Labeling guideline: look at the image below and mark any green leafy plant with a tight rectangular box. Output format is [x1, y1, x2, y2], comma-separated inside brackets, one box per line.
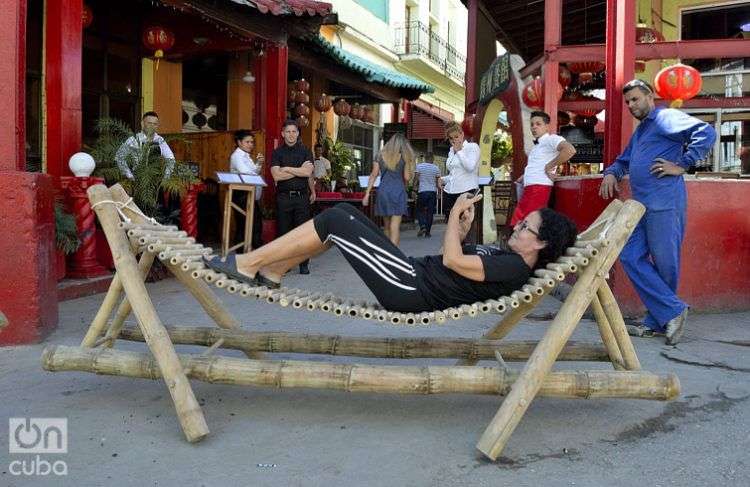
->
[55, 202, 81, 255]
[89, 117, 198, 218]
[322, 136, 355, 182]
[491, 131, 513, 166]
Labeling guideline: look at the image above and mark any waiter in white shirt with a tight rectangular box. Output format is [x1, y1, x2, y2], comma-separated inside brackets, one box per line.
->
[229, 129, 265, 249]
[115, 111, 175, 179]
[439, 120, 481, 241]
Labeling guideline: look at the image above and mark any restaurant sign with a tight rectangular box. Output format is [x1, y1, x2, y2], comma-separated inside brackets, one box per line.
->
[479, 53, 511, 105]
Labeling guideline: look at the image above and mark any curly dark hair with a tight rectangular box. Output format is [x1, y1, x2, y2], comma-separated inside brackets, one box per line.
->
[534, 208, 578, 270]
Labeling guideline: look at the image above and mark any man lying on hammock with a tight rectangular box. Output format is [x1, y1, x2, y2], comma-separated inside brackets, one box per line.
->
[205, 193, 577, 312]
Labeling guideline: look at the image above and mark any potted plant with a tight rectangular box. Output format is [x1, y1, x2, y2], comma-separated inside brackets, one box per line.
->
[322, 137, 355, 191]
[54, 202, 81, 281]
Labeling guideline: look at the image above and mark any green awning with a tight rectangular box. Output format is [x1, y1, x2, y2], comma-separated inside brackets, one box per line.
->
[311, 35, 435, 94]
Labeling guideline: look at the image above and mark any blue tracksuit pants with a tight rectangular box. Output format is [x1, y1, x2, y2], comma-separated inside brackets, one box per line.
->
[619, 207, 687, 332]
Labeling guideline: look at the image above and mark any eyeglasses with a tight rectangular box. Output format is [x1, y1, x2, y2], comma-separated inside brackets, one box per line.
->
[518, 220, 540, 237]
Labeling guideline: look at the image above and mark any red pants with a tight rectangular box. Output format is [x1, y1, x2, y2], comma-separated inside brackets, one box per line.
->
[510, 184, 552, 225]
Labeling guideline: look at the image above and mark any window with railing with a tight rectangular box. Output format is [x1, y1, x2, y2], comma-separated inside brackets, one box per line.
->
[394, 21, 466, 81]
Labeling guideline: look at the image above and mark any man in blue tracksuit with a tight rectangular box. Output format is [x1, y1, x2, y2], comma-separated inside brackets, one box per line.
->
[599, 79, 716, 345]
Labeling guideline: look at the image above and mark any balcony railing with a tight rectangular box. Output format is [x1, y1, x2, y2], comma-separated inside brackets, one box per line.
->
[394, 21, 466, 81]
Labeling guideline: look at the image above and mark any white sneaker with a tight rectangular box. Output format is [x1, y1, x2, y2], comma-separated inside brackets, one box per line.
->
[665, 308, 688, 345]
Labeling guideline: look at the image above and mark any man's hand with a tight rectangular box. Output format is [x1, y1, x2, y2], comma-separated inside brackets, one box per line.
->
[650, 158, 685, 178]
[544, 165, 557, 181]
[599, 174, 619, 199]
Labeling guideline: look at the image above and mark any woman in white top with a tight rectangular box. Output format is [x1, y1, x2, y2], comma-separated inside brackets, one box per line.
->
[230, 129, 265, 248]
[440, 121, 481, 240]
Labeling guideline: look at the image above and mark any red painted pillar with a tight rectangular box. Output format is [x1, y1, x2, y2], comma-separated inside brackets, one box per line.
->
[543, 0, 562, 132]
[180, 182, 205, 238]
[501, 84, 527, 181]
[45, 0, 82, 178]
[60, 176, 109, 278]
[0, 0, 58, 345]
[603, 0, 636, 166]
[465, 0, 478, 108]
[257, 43, 288, 203]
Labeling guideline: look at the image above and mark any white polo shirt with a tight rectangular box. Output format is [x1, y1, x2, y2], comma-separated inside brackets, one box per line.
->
[230, 147, 262, 200]
[442, 140, 480, 194]
[524, 133, 566, 186]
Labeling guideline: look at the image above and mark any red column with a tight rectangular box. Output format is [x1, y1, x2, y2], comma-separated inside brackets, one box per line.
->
[180, 182, 205, 238]
[603, 0, 636, 165]
[60, 176, 109, 278]
[45, 0, 82, 178]
[543, 0, 562, 132]
[257, 43, 288, 203]
[0, 0, 58, 345]
[465, 0, 478, 108]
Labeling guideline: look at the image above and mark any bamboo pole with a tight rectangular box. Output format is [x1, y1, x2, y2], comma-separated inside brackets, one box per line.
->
[475, 199, 645, 460]
[41, 345, 680, 401]
[597, 280, 641, 371]
[87, 184, 208, 443]
[116, 325, 612, 361]
[589, 293, 625, 371]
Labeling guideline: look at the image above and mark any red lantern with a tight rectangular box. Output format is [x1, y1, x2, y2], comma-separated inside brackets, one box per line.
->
[333, 99, 351, 117]
[295, 103, 310, 117]
[571, 95, 603, 118]
[295, 91, 309, 104]
[636, 24, 665, 43]
[461, 114, 476, 138]
[558, 65, 572, 89]
[82, 4, 93, 28]
[521, 77, 563, 110]
[350, 103, 362, 120]
[573, 114, 598, 130]
[654, 63, 702, 108]
[296, 115, 309, 128]
[314, 94, 332, 113]
[142, 26, 175, 59]
[288, 86, 298, 102]
[568, 61, 605, 84]
[296, 78, 310, 92]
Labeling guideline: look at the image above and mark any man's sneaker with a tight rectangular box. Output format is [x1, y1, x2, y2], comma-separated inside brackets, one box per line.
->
[417, 227, 425, 237]
[626, 323, 661, 338]
[665, 308, 688, 345]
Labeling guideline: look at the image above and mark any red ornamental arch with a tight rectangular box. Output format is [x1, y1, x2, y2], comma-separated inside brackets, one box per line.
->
[654, 63, 702, 108]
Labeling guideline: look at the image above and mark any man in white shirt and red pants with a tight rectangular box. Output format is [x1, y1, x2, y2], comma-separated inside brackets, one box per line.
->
[511, 111, 576, 225]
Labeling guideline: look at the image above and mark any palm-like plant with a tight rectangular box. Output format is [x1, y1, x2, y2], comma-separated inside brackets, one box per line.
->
[322, 136, 355, 182]
[89, 117, 197, 218]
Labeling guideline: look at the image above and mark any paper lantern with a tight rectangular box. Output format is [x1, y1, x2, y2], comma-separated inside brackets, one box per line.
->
[295, 91, 309, 104]
[558, 65, 572, 89]
[362, 105, 374, 123]
[288, 87, 298, 102]
[314, 94, 332, 113]
[142, 26, 175, 59]
[654, 63, 702, 108]
[296, 115, 309, 127]
[568, 61, 605, 84]
[521, 77, 563, 110]
[295, 103, 310, 117]
[296, 78, 310, 92]
[571, 95, 603, 118]
[82, 4, 93, 28]
[333, 99, 351, 117]
[350, 103, 362, 120]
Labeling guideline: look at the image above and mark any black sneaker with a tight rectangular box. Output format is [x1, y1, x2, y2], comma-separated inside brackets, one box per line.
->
[417, 227, 425, 237]
[626, 323, 663, 338]
[425, 232, 431, 238]
[299, 263, 310, 275]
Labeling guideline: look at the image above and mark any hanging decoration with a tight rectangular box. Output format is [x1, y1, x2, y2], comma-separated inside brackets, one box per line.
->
[288, 86, 298, 102]
[461, 114, 476, 138]
[350, 103, 363, 120]
[296, 115, 310, 127]
[142, 26, 175, 70]
[82, 4, 93, 29]
[296, 78, 310, 93]
[568, 62, 605, 84]
[654, 63, 702, 108]
[295, 103, 310, 117]
[314, 94, 332, 113]
[521, 77, 563, 110]
[571, 95, 603, 118]
[362, 105, 375, 123]
[333, 99, 351, 117]
[295, 91, 310, 104]
[573, 114, 598, 130]
[558, 65, 572, 89]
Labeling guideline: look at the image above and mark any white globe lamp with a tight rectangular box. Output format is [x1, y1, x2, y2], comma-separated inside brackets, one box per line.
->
[68, 152, 96, 177]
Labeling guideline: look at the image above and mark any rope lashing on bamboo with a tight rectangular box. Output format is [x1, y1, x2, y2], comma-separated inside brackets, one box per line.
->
[96, 200, 613, 327]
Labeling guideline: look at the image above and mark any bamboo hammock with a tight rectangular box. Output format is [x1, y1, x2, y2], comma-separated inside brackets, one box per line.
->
[40, 184, 679, 461]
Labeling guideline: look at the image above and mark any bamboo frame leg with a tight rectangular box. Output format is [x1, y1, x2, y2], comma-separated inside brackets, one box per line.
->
[590, 293, 625, 370]
[475, 200, 644, 460]
[243, 187, 255, 254]
[222, 186, 232, 257]
[597, 280, 641, 371]
[101, 251, 157, 347]
[81, 277, 125, 347]
[456, 302, 535, 365]
[89, 184, 208, 442]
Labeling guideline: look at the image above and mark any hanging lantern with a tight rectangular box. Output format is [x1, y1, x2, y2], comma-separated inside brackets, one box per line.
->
[521, 77, 563, 110]
[558, 65, 572, 89]
[568, 61, 605, 84]
[357, 105, 369, 122]
[82, 4, 93, 28]
[288, 86, 298, 102]
[636, 23, 665, 43]
[571, 95, 603, 118]
[557, 110, 571, 126]
[333, 99, 351, 117]
[461, 114, 476, 138]
[362, 105, 374, 123]
[654, 63, 702, 108]
[350, 103, 362, 120]
[142, 26, 175, 60]
[573, 114, 598, 130]
[295, 103, 310, 117]
[296, 78, 310, 92]
[635, 60, 647, 73]
[295, 91, 309, 104]
[296, 115, 309, 128]
[314, 94, 332, 113]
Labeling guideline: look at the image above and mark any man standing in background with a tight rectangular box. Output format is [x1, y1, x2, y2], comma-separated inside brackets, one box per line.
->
[414, 152, 441, 238]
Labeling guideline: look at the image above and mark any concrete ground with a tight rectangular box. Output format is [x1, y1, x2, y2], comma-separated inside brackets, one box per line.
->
[2, 224, 749, 487]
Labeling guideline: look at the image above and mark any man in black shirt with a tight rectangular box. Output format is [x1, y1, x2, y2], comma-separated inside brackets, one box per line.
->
[270, 119, 315, 274]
